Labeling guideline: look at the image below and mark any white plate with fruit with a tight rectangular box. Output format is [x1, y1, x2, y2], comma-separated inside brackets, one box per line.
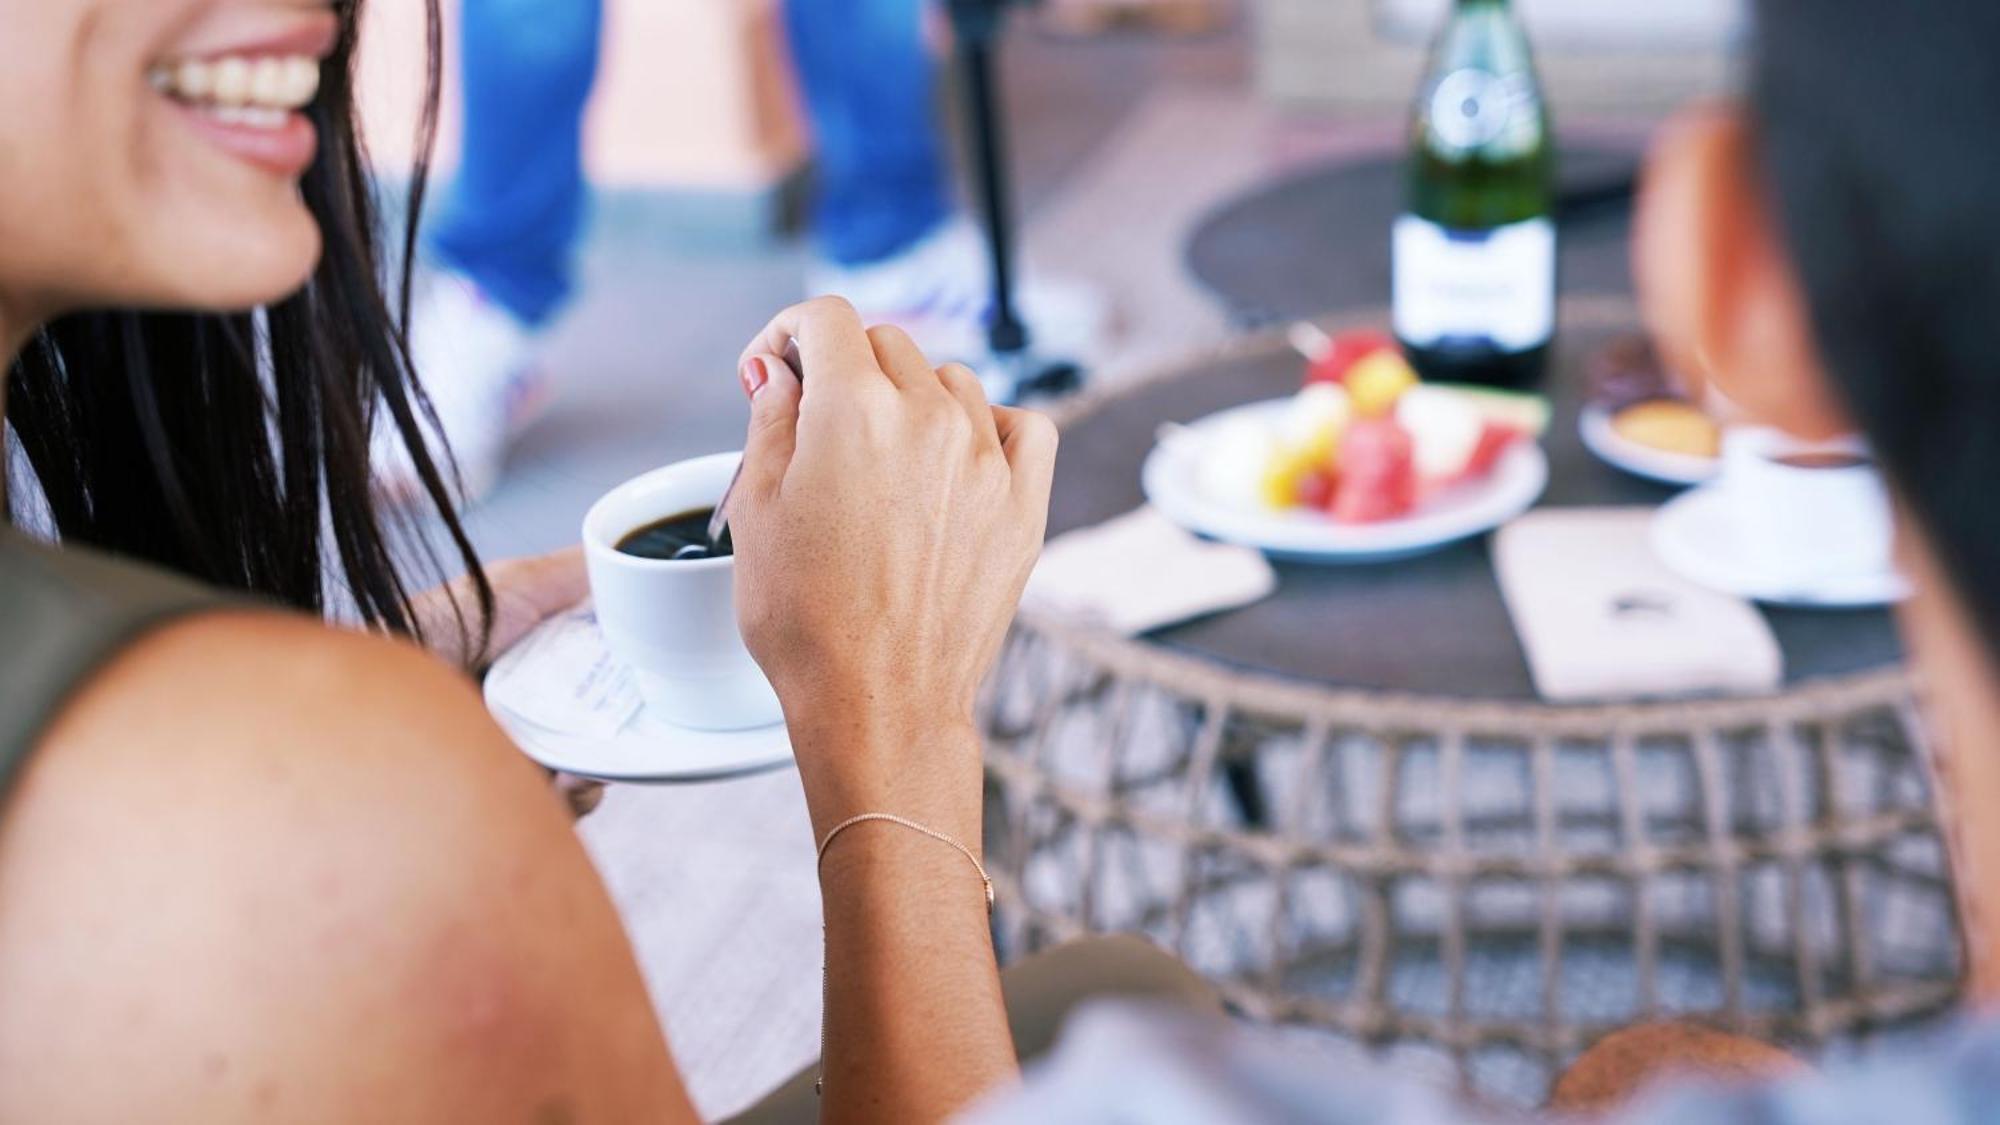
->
[1142, 331, 1551, 563]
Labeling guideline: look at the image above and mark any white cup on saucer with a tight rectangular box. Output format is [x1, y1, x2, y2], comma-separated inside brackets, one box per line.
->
[582, 452, 783, 732]
[1718, 427, 1894, 587]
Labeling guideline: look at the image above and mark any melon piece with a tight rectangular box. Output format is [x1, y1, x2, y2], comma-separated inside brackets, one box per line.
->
[1459, 420, 1525, 481]
[1277, 383, 1351, 464]
[1295, 468, 1338, 512]
[1331, 418, 1417, 523]
[1197, 416, 1274, 510]
[1438, 384, 1552, 438]
[1396, 385, 1486, 482]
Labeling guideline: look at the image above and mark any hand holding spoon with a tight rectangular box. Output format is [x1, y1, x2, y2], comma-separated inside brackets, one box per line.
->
[673, 340, 803, 560]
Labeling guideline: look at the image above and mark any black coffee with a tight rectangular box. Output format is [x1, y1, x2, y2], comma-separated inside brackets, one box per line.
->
[616, 507, 731, 560]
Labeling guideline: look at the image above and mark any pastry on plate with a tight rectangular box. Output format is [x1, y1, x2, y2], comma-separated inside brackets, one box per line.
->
[1610, 400, 1722, 459]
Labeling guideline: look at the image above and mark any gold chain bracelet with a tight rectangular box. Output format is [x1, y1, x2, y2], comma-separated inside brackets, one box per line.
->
[812, 813, 994, 1096]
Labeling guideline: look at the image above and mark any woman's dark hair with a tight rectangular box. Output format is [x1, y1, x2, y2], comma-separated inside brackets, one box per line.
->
[4, 0, 490, 655]
[1752, 0, 2000, 658]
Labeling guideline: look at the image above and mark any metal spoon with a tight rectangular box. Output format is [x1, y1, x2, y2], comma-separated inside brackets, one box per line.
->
[674, 340, 803, 560]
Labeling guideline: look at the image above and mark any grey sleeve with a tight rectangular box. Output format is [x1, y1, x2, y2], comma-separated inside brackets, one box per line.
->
[964, 1003, 2000, 1125]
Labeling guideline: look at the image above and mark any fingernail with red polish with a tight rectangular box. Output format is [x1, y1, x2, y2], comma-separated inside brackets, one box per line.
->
[739, 357, 768, 399]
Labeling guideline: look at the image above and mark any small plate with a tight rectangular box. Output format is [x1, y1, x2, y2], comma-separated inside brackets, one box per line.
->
[1651, 485, 1909, 608]
[1579, 403, 1719, 487]
[483, 612, 794, 784]
[1141, 398, 1549, 563]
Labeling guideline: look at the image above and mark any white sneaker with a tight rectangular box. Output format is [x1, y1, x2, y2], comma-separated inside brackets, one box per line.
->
[373, 273, 552, 506]
[805, 219, 1113, 374]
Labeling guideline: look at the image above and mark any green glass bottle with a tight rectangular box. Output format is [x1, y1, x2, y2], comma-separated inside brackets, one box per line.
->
[1393, 0, 1555, 389]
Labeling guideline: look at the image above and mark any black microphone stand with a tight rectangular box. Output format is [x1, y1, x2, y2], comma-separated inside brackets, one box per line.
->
[944, 0, 1084, 404]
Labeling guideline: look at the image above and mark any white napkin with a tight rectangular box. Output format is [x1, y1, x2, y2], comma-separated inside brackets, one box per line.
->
[1024, 507, 1277, 636]
[1493, 507, 1783, 701]
[484, 601, 643, 738]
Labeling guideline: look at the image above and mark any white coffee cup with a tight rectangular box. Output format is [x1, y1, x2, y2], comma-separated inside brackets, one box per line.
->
[582, 452, 783, 731]
[1720, 427, 1894, 586]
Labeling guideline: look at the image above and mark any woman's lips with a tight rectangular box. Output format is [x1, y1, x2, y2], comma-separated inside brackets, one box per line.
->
[150, 10, 338, 179]
[167, 100, 318, 178]
[166, 10, 341, 64]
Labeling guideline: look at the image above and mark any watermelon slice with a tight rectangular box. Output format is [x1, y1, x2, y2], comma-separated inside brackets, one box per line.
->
[1295, 468, 1338, 511]
[1304, 329, 1397, 387]
[1458, 420, 1525, 482]
[1330, 418, 1417, 523]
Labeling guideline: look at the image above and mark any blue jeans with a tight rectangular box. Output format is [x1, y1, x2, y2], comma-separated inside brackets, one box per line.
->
[784, 0, 953, 266]
[427, 0, 603, 328]
[428, 0, 950, 328]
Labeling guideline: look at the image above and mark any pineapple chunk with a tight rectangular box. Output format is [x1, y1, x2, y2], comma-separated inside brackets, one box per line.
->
[1345, 350, 1420, 417]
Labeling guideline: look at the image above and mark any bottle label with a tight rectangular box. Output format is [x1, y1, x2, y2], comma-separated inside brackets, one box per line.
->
[1392, 215, 1555, 352]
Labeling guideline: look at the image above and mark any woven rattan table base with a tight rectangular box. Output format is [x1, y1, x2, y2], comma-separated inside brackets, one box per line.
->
[981, 302, 1965, 1106]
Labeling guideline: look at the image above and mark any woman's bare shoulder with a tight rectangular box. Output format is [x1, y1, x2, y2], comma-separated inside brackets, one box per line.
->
[11, 610, 545, 826]
[0, 610, 694, 1123]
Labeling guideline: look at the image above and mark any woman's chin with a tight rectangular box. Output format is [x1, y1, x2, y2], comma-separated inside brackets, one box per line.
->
[143, 223, 324, 313]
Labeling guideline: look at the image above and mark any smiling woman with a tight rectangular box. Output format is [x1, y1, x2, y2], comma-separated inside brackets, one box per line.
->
[1, 0, 484, 643]
[0, 2, 701, 1119]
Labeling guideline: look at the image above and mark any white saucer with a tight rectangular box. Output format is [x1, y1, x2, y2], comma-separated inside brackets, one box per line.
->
[483, 612, 794, 784]
[1579, 403, 1718, 487]
[1141, 397, 1549, 564]
[1650, 485, 1909, 608]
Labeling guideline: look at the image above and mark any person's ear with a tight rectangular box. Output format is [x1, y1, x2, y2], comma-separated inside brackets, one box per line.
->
[1633, 104, 1851, 441]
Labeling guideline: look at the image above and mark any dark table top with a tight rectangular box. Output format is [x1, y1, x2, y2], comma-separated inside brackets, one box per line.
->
[1185, 149, 1642, 328]
[1046, 306, 1904, 701]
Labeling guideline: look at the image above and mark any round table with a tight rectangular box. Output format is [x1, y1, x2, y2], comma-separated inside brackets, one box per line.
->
[1052, 301, 1902, 698]
[979, 298, 1963, 1106]
[1184, 149, 1643, 328]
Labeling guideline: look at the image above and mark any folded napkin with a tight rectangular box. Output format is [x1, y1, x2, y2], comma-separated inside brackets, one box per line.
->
[484, 601, 642, 739]
[1494, 507, 1782, 701]
[1025, 507, 1277, 636]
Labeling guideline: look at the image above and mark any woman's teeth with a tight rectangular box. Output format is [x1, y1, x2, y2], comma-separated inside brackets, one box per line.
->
[148, 55, 321, 125]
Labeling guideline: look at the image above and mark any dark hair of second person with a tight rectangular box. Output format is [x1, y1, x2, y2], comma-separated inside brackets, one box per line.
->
[1752, 0, 2000, 657]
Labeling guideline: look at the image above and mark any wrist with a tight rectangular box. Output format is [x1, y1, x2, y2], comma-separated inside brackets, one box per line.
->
[784, 704, 984, 843]
[817, 815, 994, 918]
[778, 678, 978, 747]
